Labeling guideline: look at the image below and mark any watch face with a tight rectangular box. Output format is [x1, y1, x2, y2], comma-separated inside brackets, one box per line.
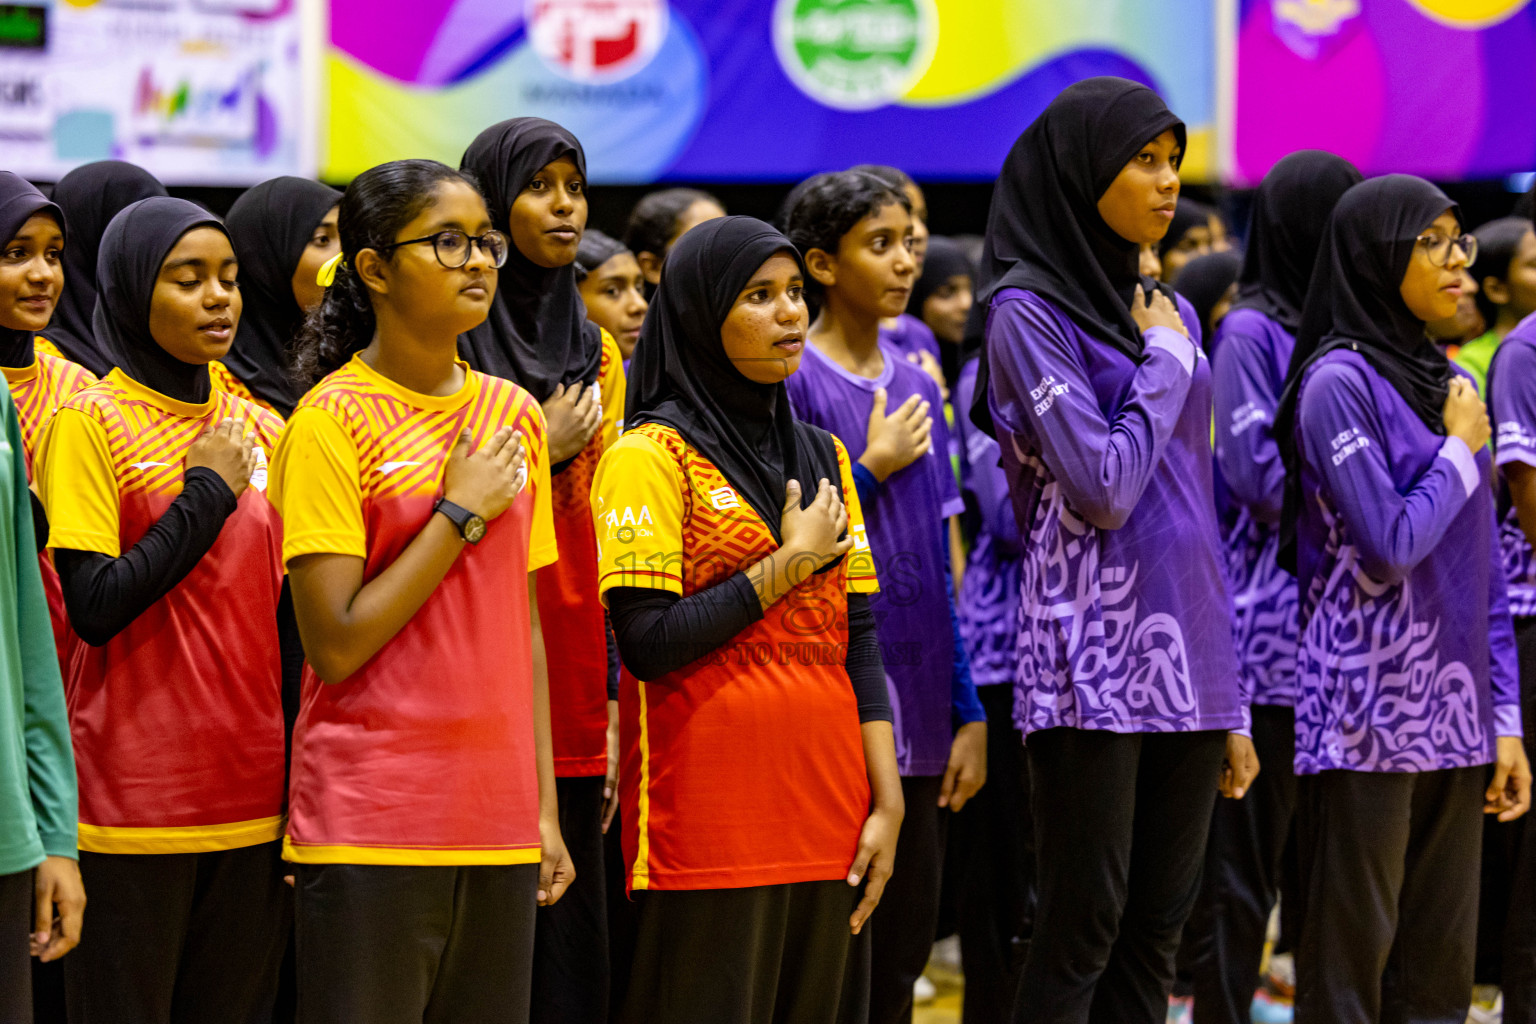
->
[464, 516, 487, 543]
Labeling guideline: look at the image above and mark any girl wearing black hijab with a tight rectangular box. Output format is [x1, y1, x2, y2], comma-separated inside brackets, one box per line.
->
[34, 196, 289, 1022]
[1158, 197, 1216, 284]
[220, 176, 342, 416]
[1277, 175, 1530, 1023]
[973, 77, 1254, 1023]
[1184, 149, 1360, 1024]
[591, 216, 902, 1024]
[40, 160, 166, 376]
[460, 117, 627, 1024]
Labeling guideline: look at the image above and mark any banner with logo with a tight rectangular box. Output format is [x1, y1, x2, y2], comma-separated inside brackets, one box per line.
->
[1234, 0, 1536, 183]
[0, 0, 309, 184]
[323, 0, 1216, 183]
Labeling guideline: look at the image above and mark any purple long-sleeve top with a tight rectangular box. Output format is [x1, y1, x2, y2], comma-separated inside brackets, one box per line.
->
[953, 357, 1021, 689]
[879, 313, 943, 369]
[1212, 307, 1301, 706]
[984, 288, 1245, 737]
[1293, 349, 1520, 775]
[1490, 314, 1536, 619]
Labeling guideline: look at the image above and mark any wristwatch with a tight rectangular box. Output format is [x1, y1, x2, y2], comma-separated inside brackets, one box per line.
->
[434, 498, 487, 544]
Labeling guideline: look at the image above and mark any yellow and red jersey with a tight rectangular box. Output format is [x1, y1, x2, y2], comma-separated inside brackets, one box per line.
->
[541, 329, 626, 777]
[31, 335, 69, 366]
[7, 344, 96, 666]
[592, 423, 878, 893]
[208, 360, 282, 417]
[270, 354, 556, 866]
[36, 370, 286, 855]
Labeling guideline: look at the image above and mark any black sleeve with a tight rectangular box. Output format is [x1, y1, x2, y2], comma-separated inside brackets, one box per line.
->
[54, 467, 238, 647]
[277, 577, 305, 783]
[605, 610, 620, 701]
[29, 490, 48, 554]
[845, 592, 892, 724]
[607, 573, 763, 681]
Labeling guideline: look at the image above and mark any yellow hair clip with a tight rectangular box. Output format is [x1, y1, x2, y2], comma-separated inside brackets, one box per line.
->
[317, 252, 345, 288]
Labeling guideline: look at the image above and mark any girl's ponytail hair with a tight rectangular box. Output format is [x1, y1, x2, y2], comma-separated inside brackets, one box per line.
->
[292, 159, 482, 386]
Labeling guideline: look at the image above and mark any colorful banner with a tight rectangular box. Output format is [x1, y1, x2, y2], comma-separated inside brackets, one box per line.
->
[322, 0, 1217, 183]
[1234, 0, 1536, 184]
[0, 0, 309, 184]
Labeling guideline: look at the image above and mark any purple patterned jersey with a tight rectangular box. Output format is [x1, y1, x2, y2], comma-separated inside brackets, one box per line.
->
[984, 289, 1245, 738]
[1490, 315, 1536, 619]
[1293, 350, 1520, 775]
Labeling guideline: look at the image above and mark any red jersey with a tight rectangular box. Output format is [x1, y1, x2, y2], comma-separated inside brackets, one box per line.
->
[270, 355, 557, 866]
[209, 360, 281, 416]
[37, 370, 287, 854]
[592, 423, 878, 892]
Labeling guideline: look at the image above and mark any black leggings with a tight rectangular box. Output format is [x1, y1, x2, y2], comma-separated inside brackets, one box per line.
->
[870, 774, 947, 1024]
[532, 775, 609, 1024]
[1014, 727, 1227, 1024]
[2, 869, 30, 1024]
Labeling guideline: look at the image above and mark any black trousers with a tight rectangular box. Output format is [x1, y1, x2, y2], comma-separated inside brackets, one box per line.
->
[1, 869, 30, 1024]
[622, 879, 868, 1024]
[1477, 616, 1536, 1022]
[870, 774, 947, 1024]
[1294, 766, 1484, 1024]
[1013, 727, 1227, 1024]
[1185, 705, 1299, 1024]
[295, 861, 538, 1024]
[531, 775, 609, 1024]
[605, 805, 639, 1019]
[65, 842, 289, 1024]
[952, 683, 1034, 1024]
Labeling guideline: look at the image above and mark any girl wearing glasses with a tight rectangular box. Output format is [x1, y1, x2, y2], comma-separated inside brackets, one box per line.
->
[459, 117, 626, 1024]
[272, 158, 568, 1024]
[1276, 175, 1530, 1023]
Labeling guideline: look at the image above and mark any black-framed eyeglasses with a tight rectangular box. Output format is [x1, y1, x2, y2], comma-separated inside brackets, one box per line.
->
[1415, 232, 1477, 268]
[379, 229, 508, 269]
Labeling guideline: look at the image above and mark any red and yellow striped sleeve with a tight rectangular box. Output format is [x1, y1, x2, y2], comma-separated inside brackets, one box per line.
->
[269, 406, 366, 564]
[592, 431, 684, 600]
[37, 406, 121, 557]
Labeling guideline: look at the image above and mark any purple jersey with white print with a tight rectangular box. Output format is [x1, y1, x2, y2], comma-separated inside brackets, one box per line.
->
[954, 357, 1021, 689]
[1211, 307, 1301, 706]
[787, 341, 966, 775]
[1490, 316, 1536, 618]
[880, 313, 943, 369]
[984, 288, 1245, 738]
[1293, 350, 1520, 775]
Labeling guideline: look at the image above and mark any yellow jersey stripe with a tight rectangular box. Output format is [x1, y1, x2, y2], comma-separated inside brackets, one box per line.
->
[78, 815, 285, 854]
[632, 676, 653, 890]
[282, 838, 543, 867]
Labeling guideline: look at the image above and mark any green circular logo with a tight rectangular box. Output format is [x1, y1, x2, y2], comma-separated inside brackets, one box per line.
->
[772, 0, 938, 112]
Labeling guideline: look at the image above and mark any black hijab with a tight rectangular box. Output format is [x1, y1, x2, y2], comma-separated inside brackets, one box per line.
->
[43, 161, 167, 376]
[94, 197, 230, 405]
[1275, 175, 1461, 566]
[1158, 198, 1211, 258]
[912, 236, 973, 314]
[1471, 216, 1535, 328]
[459, 117, 602, 403]
[0, 172, 64, 367]
[574, 228, 630, 280]
[625, 216, 840, 540]
[223, 176, 341, 414]
[1232, 150, 1363, 334]
[971, 77, 1185, 435]
[1174, 249, 1243, 352]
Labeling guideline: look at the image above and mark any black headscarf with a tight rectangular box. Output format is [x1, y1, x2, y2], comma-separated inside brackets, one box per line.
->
[971, 77, 1185, 435]
[459, 117, 602, 403]
[0, 171, 65, 367]
[223, 176, 341, 414]
[1232, 150, 1363, 334]
[1174, 249, 1243, 352]
[1471, 216, 1535, 328]
[42, 161, 167, 376]
[625, 216, 840, 541]
[574, 228, 630, 281]
[1158, 197, 1211, 258]
[94, 197, 230, 405]
[1275, 175, 1461, 567]
[912, 236, 973, 314]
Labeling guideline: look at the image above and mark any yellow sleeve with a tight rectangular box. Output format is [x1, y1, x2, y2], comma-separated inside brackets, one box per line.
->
[39, 408, 121, 556]
[269, 406, 366, 564]
[592, 432, 685, 602]
[835, 438, 879, 594]
[598, 329, 626, 448]
[524, 403, 558, 572]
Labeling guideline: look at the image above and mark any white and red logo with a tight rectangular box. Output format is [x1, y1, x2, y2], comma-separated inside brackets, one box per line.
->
[526, 0, 668, 83]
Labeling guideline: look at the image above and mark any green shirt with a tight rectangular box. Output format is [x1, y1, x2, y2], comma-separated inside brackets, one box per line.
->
[0, 378, 76, 875]
[1454, 330, 1501, 397]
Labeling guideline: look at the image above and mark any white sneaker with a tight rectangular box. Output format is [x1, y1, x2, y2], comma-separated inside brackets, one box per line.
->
[914, 974, 937, 1005]
[1467, 986, 1503, 1024]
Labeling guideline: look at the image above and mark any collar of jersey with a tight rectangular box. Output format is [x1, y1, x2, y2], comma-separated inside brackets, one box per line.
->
[346, 353, 479, 413]
[107, 367, 220, 420]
